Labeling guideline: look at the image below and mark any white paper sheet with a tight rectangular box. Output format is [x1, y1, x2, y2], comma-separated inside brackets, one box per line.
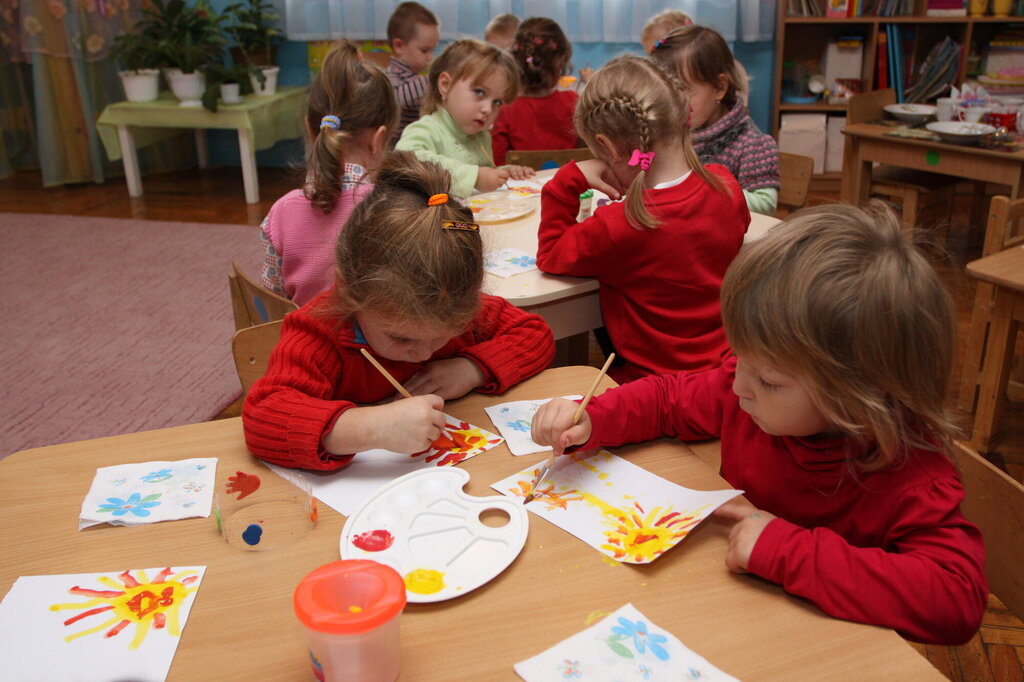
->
[484, 395, 583, 455]
[269, 415, 503, 516]
[514, 602, 739, 681]
[492, 450, 742, 564]
[78, 458, 217, 530]
[0, 566, 206, 682]
[484, 248, 538, 278]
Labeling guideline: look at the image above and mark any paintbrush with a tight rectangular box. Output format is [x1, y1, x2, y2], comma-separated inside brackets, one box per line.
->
[360, 348, 413, 399]
[524, 353, 615, 505]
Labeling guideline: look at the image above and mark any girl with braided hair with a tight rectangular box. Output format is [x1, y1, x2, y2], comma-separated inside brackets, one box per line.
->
[243, 151, 554, 471]
[491, 17, 581, 165]
[536, 54, 749, 383]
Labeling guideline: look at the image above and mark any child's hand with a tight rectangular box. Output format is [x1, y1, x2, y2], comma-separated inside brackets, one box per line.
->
[712, 498, 777, 573]
[574, 159, 624, 200]
[476, 166, 510, 192]
[326, 395, 446, 454]
[531, 398, 592, 455]
[502, 164, 536, 180]
[579, 65, 595, 84]
[404, 357, 484, 400]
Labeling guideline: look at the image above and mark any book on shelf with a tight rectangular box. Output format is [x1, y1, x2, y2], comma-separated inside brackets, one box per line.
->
[876, 29, 889, 90]
[926, 0, 967, 15]
[827, 0, 849, 17]
[788, 0, 825, 16]
[905, 36, 961, 103]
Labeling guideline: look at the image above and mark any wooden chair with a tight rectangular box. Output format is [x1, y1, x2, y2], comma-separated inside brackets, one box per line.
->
[504, 148, 593, 170]
[776, 152, 814, 214]
[229, 261, 298, 331]
[232, 319, 284, 394]
[847, 89, 958, 237]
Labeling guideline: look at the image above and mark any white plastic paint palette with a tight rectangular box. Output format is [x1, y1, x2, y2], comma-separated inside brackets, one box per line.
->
[340, 467, 528, 603]
[468, 191, 536, 223]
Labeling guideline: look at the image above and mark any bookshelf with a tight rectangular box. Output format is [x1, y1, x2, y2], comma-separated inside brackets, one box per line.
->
[772, 0, 1024, 180]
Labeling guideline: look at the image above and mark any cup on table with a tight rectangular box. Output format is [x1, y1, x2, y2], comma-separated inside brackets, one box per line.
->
[957, 105, 993, 123]
[988, 110, 1018, 131]
[294, 560, 406, 682]
[936, 97, 962, 122]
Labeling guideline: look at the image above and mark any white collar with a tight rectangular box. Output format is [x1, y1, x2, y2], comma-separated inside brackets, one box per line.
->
[651, 170, 692, 190]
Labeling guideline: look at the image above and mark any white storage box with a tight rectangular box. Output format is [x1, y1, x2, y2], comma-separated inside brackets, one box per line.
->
[778, 113, 827, 174]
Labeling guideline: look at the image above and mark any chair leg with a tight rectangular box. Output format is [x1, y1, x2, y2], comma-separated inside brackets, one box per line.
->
[971, 290, 1019, 451]
[900, 190, 919, 237]
[960, 282, 995, 413]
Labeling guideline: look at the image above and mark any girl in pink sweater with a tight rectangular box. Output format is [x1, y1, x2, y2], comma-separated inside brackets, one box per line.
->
[260, 39, 399, 306]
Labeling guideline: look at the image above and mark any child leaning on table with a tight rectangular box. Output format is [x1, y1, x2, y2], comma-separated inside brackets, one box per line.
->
[260, 39, 398, 306]
[532, 202, 987, 645]
[385, 1, 440, 145]
[244, 151, 555, 472]
[536, 54, 749, 383]
[396, 39, 535, 196]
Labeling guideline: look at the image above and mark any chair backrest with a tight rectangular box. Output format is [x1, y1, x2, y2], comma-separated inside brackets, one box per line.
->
[951, 441, 1024, 621]
[847, 88, 896, 125]
[505, 148, 594, 170]
[230, 262, 298, 330]
[982, 195, 1024, 257]
[232, 319, 284, 394]
[777, 152, 814, 211]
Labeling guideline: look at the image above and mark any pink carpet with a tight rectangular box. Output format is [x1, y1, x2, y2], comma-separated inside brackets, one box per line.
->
[0, 212, 266, 458]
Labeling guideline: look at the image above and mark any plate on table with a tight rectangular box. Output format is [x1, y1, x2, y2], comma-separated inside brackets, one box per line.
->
[467, 191, 537, 223]
[925, 121, 996, 145]
[340, 467, 528, 603]
[884, 103, 937, 125]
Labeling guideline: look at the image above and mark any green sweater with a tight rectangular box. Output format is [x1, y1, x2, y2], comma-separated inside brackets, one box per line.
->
[395, 109, 494, 198]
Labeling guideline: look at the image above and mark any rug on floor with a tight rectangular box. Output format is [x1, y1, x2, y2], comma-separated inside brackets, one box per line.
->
[0, 212, 266, 458]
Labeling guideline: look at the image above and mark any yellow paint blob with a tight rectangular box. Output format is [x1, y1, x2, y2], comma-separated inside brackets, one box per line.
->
[601, 555, 621, 567]
[597, 472, 610, 480]
[348, 605, 362, 613]
[404, 568, 445, 595]
[584, 609, 612, 625]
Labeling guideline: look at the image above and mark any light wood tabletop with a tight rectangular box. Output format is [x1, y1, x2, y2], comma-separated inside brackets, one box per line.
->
[0, 366, 942, 680]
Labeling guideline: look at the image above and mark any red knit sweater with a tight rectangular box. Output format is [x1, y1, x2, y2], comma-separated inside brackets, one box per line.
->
[242, 292, 554, 471]
[578, 357, 987, 645]
[537, 161, 749, 382]
[491, 90, 579, 166]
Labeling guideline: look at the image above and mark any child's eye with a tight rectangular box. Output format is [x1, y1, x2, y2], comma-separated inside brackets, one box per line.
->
[474, 88, 486, 97]
[493, 99, 504, 108]
[387, 334, 413, 344]
[758, 378, 780, 391]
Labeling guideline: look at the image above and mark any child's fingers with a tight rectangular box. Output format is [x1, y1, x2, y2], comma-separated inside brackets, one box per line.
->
[711, 497, 757, 522]
[591, 176, 621, 201]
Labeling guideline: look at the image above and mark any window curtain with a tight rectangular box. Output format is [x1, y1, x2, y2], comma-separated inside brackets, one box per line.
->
[283, 0, 776, 44]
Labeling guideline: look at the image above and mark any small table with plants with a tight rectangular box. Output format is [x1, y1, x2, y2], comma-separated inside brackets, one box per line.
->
[95, 86, 307, 204]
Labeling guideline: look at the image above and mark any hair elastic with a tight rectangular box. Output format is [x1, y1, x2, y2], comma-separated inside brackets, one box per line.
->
[652, 38, 667, 50]
[320, 115, 341, 130]
[427, 193, 449, 206]
[628, 149, 655, 171]
[441, 220, 479, 231]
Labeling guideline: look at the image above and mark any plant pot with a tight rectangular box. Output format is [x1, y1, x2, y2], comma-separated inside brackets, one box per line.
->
[220, 82, 243, 104]
[249, 66, 279, 96]
[166, 68, 206, 107]
[231, 45, 277, 69]
[119, 69, 160, 103]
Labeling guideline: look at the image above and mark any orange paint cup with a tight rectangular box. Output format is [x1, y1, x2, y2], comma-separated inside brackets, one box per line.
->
[294, 560, 406, 682]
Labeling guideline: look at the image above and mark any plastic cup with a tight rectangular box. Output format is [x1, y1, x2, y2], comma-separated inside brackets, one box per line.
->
[294, 560, 406, 682]
[936, 97, 961, 122]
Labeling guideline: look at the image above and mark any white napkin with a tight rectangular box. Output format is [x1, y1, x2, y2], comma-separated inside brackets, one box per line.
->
[514, 603, 739, 681]
[484, 395, 582, 455]
[78, 458, 217, 530]
[484, 248, 538, 278]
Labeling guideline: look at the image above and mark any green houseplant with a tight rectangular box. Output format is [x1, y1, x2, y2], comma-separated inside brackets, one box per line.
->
[223, 0, 282, 68]
[200, 62, 260, 111]
[110, 31, 163, 102]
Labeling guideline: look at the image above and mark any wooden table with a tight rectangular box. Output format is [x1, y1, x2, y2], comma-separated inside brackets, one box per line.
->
[0, 366, 941, 680]
[95, 87, 308, 204]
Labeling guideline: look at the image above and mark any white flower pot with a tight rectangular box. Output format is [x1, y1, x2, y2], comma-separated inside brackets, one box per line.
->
[249, 66, 279, 97]
[119, 69, 160, 103]
[166, 68, 206, 107]
[220, 82, 243, 104]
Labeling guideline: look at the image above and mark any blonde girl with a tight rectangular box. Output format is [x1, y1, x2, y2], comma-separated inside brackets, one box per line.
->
[533, 202, 987, 645]
[260, 39, 398, 306]
[244, 152, 554, 471]
[650, 25, 777, 215]
[396, 38, 534, 196]
[536, 54, 749, 383]
[491, 17, 580, 165]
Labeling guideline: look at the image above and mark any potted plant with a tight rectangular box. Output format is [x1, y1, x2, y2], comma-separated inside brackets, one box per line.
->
[110, 32, 162, 102]
[223, 0, 281, 96]
[201, 62, 257, 112]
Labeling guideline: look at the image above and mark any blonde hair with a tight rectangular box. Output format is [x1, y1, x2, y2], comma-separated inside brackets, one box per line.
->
[574, 54, 727, 230]
[421, 39, 519, 115]
[387, 1, 438, 46]
[650, 24, 744, 110]
[721, 202, 959, 471]
[304, 39, 398, 213]
[511, 17, 572, 94]
[327, 151, 483, 329]
[485, 13, 520, 41]
[640, 9, 692, 51]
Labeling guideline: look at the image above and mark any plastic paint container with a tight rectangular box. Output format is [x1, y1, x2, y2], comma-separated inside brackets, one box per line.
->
[577, 189, 594, 221]
[294, 560, 406, 682]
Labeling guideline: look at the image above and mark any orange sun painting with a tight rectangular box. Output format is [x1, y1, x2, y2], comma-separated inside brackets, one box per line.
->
[600, 501, 709, 563]
[413, 418, 504, 466]
[49, 567, 200, 650]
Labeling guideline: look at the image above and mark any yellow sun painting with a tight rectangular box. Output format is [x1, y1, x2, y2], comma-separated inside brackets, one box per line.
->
[599, 501, 709, 563]
[49, 567, 200, 649]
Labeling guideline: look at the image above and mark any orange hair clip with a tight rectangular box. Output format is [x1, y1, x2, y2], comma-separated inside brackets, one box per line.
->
[427, 193, 449, 206]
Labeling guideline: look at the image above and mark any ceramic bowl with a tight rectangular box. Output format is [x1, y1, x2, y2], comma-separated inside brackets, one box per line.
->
[884, 103, 937, 125]
[925, 121, 996, 145]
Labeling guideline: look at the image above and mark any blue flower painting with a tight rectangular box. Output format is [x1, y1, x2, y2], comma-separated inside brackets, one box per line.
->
[608, 617, 670, 661]
[506, 255, 536, 268]
[141, 468, 173, 483]
[97, 492, 162, 517]
[505, 419, 531, 433]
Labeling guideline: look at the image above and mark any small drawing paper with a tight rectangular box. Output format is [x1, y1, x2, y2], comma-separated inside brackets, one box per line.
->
[484, 248, 538, 278]
[513, 602, 738, 682]
[492, 450, 742, 564]
[0, 566, 206, 682]
[499, 176, 552, 196]
[484, 395, 583, 455]
[78, 458, 217, 530]
[269, 414, 503, 516]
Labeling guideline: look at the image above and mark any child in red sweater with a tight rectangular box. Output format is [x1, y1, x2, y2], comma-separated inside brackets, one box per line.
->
[243, 151, 555, 471]
[491, 17, 580, 166]
[532, 202, 987, 645]
[536, 55, 749, 383]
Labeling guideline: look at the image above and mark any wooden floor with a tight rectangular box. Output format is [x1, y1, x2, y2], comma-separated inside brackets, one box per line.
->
[1, 166, 1022, 680]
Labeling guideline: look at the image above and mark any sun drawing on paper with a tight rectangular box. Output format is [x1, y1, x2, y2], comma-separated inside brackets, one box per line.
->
[49, 567, 200, 649]
[413, 421, 503, 466]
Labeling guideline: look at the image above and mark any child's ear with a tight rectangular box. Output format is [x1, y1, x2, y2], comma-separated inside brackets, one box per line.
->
[437, 71, 452, 98]
[391, 38, 405, 57]
[714, 73, 730, 101]
[369, 125, 389, 157]
[593, 133, 625, 163]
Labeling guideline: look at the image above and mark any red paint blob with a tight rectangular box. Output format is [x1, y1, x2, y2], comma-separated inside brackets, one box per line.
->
[352, 529, 394, 552]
